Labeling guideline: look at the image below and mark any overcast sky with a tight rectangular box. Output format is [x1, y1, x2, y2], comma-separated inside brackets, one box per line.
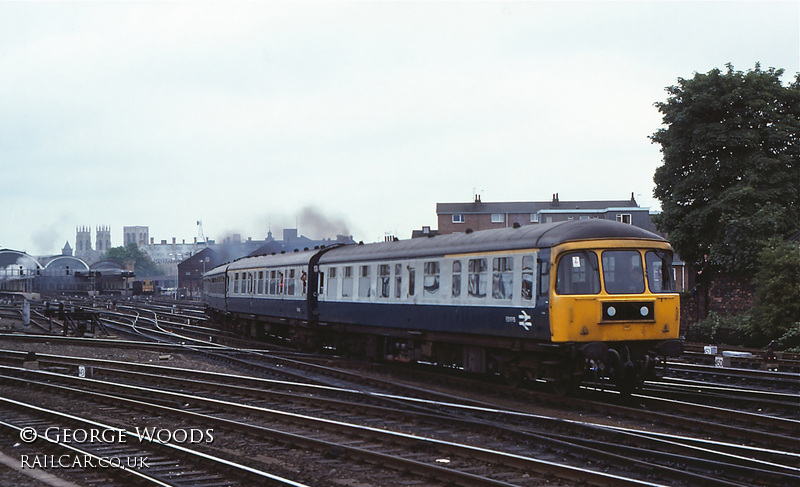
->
[1, 1, 798, 256]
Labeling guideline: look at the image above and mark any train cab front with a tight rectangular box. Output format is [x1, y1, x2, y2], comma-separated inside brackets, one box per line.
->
[549, 241, 682, 390]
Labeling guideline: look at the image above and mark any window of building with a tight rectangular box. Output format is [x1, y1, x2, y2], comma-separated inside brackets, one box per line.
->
[342, 266, 353, 298]
[491, 213, 505, 223]
[452, 260, 462, 297]
[423, 261, 440, 296]
[492, 257, 513, 300]
[378, 264, 391, 298]
[468, 258, 488, 298]
[530, 213, 539, 223]
[555, 252, 600, 295]
[616, 214, 632, 224]
[452, 214, 465, 223]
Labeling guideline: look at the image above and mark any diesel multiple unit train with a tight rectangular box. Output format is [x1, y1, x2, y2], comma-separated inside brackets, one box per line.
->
[203, 220, 683, 392]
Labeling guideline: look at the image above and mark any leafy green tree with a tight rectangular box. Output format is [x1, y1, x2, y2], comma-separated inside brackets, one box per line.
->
[751, 239, 800, 346]
[101, 243, 161, 277]
[651, 63, 800, 273]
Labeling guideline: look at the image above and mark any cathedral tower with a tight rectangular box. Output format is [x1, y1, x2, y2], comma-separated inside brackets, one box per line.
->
[96, 225, 111, 253]
[76, 226, 92, 257]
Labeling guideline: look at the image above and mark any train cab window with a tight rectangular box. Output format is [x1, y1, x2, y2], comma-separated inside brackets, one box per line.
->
[423, 261, 440, 296]
[602, 251, 644, 294]
[555, 252, 600, 295]
[452, 260, 462, 297]
[327, 267, 338, 298]
[395, 264, 402, 298]
[521, 256, 534, 301]
[378, 264, 391, 298]
[359, 265, 371, 297]
[646, 250, 676, 293]
[342, 266, 353, 298]
[468, 258, 488, 298]
[492, 257, 513, 300]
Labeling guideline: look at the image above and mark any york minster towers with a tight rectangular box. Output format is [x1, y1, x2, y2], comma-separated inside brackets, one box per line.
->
[75, 226, 112, 264]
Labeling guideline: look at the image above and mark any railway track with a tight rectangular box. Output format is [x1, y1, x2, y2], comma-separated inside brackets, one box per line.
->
[1, 299, 798, 485]
[0, 344, 798, 486]
[0, 395, 306, 487]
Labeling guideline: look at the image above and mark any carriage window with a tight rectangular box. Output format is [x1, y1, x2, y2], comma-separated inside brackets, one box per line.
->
[378, 264, 391, 298]
[452, 260, 462, 297]
[423, 261, 440, 296]
[468, 258, 488, 298]
[287, 269, 296, 295]
[522, 255, 534, 301]
[276, 271, 285, 294]
[602, 251, 644, 294]
[342, 266, 353, 298]
[359, 265, 371, 297]
[408, 266, 416, 296]
[269, 270, 277, 294]
[646, 250, 676, 293]
[395, 264, 402, 298]
[555, 252, 600, 295]
[233, 273, 240, 294]
[492, 257, 513, 300]
[327, 267, 338, 298]
[258, 271, 264, 294]
[247, 272, 253, 294]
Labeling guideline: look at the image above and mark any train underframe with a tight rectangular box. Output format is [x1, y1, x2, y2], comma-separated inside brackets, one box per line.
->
[209, 308, 681, 394]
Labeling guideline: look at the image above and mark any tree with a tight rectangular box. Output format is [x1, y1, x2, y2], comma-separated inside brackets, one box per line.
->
[752, 239, 800, 346]
[101, 243, 161, 277]
[651, 64, 800, 273]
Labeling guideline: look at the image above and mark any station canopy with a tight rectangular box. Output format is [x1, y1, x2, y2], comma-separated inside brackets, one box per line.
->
[0, 249, 42, 277]
[44, 255, 90, 275]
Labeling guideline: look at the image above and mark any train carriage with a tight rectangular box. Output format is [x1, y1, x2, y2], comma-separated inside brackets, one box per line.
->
[204, 220, 682, 392]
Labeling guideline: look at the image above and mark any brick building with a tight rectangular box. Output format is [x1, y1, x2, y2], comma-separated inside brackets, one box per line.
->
[436, 193, 655, 235]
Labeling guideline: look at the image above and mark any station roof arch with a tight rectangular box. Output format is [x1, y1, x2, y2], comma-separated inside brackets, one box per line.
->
[0, 249, 43, 274]
[44, 255, 90, 273]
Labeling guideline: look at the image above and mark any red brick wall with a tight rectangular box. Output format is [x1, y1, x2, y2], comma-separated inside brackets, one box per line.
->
[680, 274, 756, 326]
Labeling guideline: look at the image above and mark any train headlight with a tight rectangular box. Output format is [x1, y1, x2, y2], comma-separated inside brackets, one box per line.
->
[607, 306, 616, 317]
[640, 306, 649, 317]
